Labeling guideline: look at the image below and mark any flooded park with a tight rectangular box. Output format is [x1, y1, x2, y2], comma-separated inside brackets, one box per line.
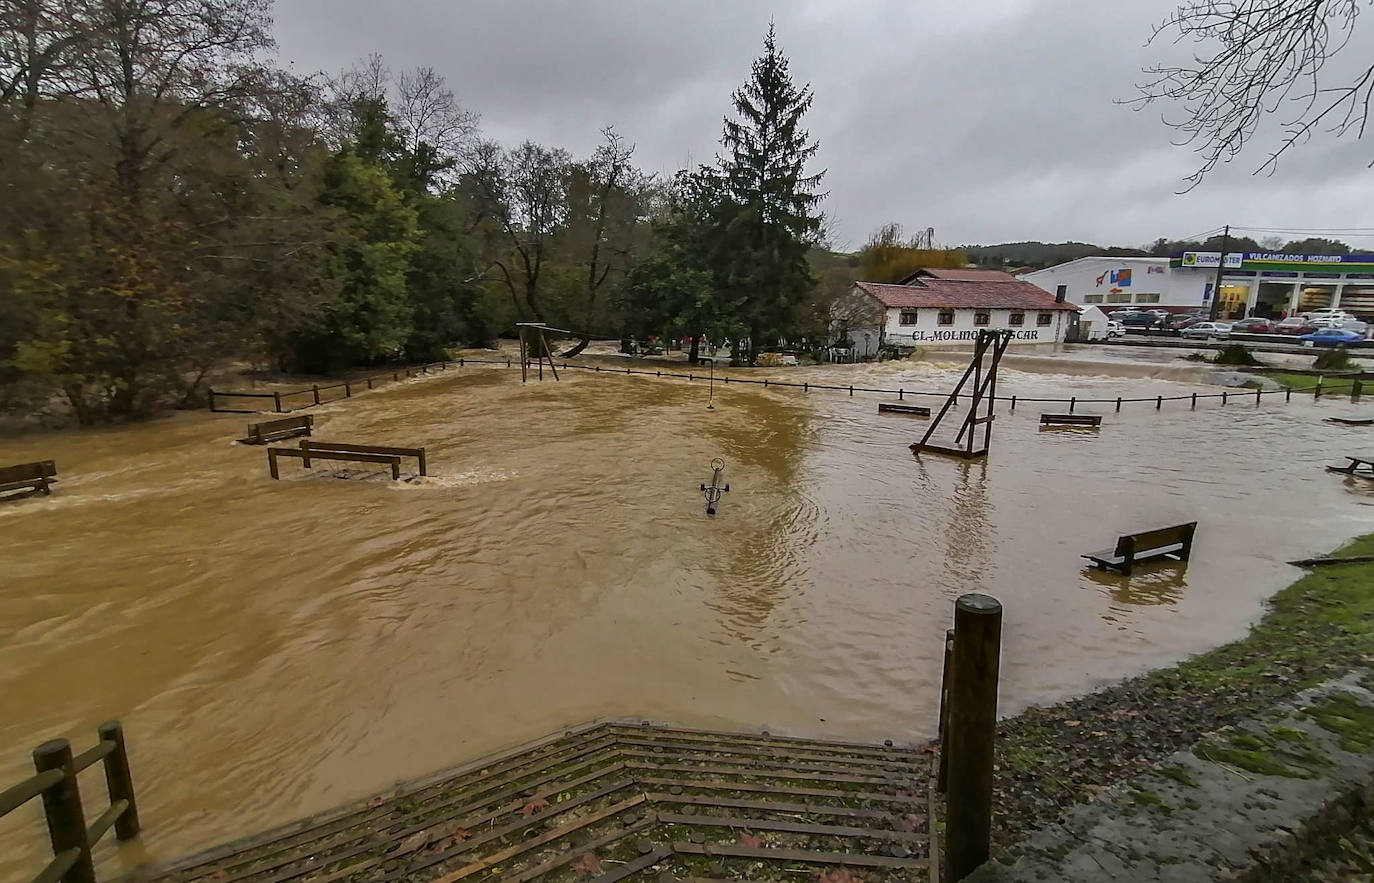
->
[3, 348, 1374, 876]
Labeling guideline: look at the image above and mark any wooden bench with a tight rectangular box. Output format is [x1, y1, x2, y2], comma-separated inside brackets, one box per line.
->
[1082, 522, 1197, 576]
[301, 440, 426, 476]
[1327, 455, 1374, 478]
[878, 403, 931, 417]
[0, 460, 58, 498]
[266, 441, 427, 481]
[1040, 413, 1102, 427]
[239, 414, 314, 445]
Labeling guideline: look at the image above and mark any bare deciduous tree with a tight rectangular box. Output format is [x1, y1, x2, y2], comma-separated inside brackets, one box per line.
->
[562, 126, 636, 356]
[465, 138, 571, 323]
[396, 65, 477, 160]
[1134, 0, 1374, 189]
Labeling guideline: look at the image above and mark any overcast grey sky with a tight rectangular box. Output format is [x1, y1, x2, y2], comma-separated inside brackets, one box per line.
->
[272, 0, 1374, 251]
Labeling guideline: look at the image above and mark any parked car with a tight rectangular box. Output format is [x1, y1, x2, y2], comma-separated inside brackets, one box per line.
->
[1146, 309, 1170, 319]
[1302, 308, 1355, 322]
[1230, 317, 1275, 334]
[1181, 321, 1232, 339]
[1274, 317, 1317, 335]
[1117, 311, 1161, 329]
[1105, 320, 1125, 338]
[1167, 312, 1207, 330]
[1298, 328, 1365, 347]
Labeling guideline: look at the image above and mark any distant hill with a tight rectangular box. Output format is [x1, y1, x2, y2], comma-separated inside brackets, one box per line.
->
[963, 241, 1149, 270]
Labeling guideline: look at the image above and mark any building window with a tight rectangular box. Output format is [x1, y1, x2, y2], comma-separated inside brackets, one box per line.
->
[938, 310, 954, 326]
[899, 310, 918, 326]
[1083, 294, 1104, 304]
[1009, 312, 1025, 326]
[1055, 284, 1067, 299]
[1106, 292, 1132, 304]
[1134, 293, 1160, 304]
[974, 311, 990, 326]
[1037, 312, 1053, 326]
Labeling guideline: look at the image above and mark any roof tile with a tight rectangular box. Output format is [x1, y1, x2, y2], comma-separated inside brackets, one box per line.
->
[854, 279, 1078, 311]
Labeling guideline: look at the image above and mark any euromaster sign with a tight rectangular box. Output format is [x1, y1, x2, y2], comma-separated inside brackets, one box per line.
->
[1175, 252, 1374, 272]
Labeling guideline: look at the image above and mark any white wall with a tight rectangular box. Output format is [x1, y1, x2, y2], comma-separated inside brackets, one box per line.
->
[883, 307, 1067, 345]
[1021, 257, 1188, 308]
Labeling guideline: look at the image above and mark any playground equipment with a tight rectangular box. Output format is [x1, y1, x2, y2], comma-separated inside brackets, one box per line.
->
[699, 458, 729, 515]
[911, 329, 1011, 459]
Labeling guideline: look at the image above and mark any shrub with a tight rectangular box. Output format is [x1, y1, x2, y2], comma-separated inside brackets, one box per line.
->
[1212, 344, 1264, 366]
[1313, 348, 1354, 371]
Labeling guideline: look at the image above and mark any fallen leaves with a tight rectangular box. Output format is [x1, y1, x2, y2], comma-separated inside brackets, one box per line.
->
[571, 852, 601, 876]
[389, 821, 471, 857]
[519, 797, 551, 817]
[814, 870, 864, 883]
[1064, 720, 1082, 727]
[893, 814, 924, 833]
[737, 833, 763, 848]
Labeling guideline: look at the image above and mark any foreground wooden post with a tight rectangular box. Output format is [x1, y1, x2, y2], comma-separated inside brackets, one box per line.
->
[312, 385, 320, 405]
[273, 392, 282, 413]
[946, 593, 1003, 882]
[33, 739, 96, 883]
[97, 721, 140, 839]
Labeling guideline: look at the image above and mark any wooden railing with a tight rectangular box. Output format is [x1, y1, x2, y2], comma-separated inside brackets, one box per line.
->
[209, 358, 515, 414]
[1, 722, 140, 883]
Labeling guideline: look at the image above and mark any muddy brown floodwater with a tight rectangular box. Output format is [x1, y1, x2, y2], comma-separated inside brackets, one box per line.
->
[3, 351, 1374, 877]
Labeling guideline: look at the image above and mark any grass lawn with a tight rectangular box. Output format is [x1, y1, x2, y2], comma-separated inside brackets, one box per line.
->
[1261, 372, 1361, 395]
[991, 533, 1374, 849]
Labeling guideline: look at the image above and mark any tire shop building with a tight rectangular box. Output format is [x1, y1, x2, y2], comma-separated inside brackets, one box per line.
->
[1021, 252, 1374, 320]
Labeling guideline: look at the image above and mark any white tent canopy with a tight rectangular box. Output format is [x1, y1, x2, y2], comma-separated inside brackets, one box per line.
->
[1077, 305, 1110, 340]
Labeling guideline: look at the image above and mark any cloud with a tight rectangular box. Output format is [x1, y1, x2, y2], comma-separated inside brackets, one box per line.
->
[272, 0, 1374, 250]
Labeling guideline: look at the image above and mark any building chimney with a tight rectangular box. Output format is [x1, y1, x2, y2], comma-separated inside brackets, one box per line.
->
[1055, 284, 1067, 304]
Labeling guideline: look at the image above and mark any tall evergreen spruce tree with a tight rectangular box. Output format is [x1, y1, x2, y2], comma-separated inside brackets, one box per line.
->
[719, 24, 826, 360]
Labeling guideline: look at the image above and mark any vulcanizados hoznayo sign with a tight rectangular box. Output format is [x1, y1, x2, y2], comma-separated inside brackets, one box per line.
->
[1173, 252, 1374, 272]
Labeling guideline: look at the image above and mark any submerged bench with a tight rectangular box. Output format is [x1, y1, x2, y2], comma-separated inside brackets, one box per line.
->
[0, 460, 57, 498]
[239, 414, 313, 445]
[1325, 417, 1374, 426]
[1040, 413, 1102, 427]
[267, 440, 427, 480]
[1083, 522, 1197, 576]
[878, 403, 931, 417]
[1327, 455, 1374, 478]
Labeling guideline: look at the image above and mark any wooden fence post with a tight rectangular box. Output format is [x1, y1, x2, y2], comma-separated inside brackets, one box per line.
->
[33, 739, 96, 883]
[273, 392, 282, 413]
[344, 381, 351, 398]
[1353, 378, 1362, 400]
[96, 721, 139, 839]
[946, 593, 1003, 882]
[207, 391, 216, 412]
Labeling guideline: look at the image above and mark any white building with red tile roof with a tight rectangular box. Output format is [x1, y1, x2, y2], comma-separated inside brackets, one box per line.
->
[832, 268, 1078, 355]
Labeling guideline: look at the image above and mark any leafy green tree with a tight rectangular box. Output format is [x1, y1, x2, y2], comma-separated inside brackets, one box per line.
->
[286, 151, 419, 372]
